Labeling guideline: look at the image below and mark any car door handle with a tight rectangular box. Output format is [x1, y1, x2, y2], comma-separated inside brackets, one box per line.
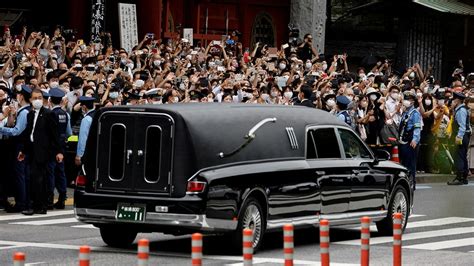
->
[315, 171, 326, 176]
[126, 150, 133, 164]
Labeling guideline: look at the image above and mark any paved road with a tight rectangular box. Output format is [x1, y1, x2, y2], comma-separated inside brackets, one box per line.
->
[0, 182, 473, 265]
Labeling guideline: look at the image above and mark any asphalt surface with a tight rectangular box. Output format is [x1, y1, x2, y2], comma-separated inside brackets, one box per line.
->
[0, 177, 473, 265]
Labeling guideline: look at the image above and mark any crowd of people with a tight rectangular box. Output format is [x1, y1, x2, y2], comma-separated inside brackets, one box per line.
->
[0, 25, 473, 214]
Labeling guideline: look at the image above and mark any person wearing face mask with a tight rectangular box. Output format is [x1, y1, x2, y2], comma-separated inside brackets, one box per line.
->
[417, 93, 436, 173]
[17, 88, 63, 215]
[447, 92, 471, 185]
[365, 87, 384, 145]
[47, 88, 72, 210]
[75, 96, 96, 167]
[0, 85, 33, 213]
[398, 91, 421, 190]
[335, 96, 353, 128]
[322, 93, 336, 112]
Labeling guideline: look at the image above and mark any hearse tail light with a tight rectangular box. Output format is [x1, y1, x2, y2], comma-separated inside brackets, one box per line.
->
[76, 174, 87, 187]
[187, 180, 207, 193]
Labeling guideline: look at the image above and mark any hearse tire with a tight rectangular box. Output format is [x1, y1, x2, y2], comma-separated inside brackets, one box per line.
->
[376, 186, 409, 236]
[100, 225, 137, 248]
[230, 197, 266, 254]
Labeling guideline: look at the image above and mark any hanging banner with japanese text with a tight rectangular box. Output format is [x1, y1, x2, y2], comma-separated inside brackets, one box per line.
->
[91, 0, 105, 42]
[118, 3, 138, 53]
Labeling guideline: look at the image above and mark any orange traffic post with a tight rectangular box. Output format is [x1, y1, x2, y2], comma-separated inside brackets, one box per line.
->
[391, 145, 400, 163]
[283, 224, 294, 266]
[137, 238, 149, 266]
[320, 219, 330, 266]
[13, 252, 25, 266]
[393, 213, 403, 266]
[243, 228, 253, 266]
[191, 233, 203, 266]
[361, 216, 371, 266]
[79, 245, 90, 266]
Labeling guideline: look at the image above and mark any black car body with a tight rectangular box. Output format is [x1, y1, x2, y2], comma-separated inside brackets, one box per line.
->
[74, 104, 414, 249]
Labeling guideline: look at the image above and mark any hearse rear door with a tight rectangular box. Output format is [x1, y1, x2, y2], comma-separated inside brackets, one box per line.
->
[96, 111, 174, 194]
[96, 112, 135, 191]
[132, 114, 174, 194]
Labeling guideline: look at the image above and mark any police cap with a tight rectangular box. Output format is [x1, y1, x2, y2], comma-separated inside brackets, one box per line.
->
[49, 87, 66, 98]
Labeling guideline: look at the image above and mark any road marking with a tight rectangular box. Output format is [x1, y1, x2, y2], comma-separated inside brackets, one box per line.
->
[25, 262, 47, 265]
[11, 218, 77, 226]
[0, 210, 74, 221]
[406, 217, 474, 229]
[415, 185, 431, 189]
[335, 227, 474, 245]
[71, 224, 98, 229]
[0, 245, 26, 250]
[404, 237, 474, 250]
[349, 214, 425, 231]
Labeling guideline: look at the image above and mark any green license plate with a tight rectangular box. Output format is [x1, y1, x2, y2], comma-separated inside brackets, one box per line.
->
[116, 203, 146, 222]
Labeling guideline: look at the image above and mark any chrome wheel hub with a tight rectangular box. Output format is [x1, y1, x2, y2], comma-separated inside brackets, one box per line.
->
[242, 204, 262, 248]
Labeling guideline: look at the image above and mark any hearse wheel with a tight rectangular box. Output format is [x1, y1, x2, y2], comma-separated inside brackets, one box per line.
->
[376, 186, 409, 236]
[99, 225, 137, 248]
[231, 197, 266, 253]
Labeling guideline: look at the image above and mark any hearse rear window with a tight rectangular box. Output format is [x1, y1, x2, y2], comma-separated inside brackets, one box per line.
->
[109, 124, 126, 180]
[306, 128, 342, 159]
[144, 126, 162, 182]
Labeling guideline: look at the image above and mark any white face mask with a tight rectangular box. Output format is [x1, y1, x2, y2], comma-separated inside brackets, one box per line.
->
[49, 81, 59, 88]
[279, 63, 286, 70]
[271, 91, 278, 97]
[347, 96, 354, 101]
[134, 79, 145, 88]
[305, 62, 312, 69]
[15, 84, 22, 91]
[32, 99, 43, 110]
[409, 72, 416, 79]
[424, 99, 432, 106]
[173, 97, 179, 103]
[327, 99, 335, 107]
[438, 99, 445, 106]
[153, 60, 161, 67]
[391, 93, 399, 100]
[322, 64, 328, 71]
[370, 94, 378, 101]
[403, 100, 412, 108]
[416, 92, 422, 98]
[208, 61, 216, 68]
[109, 91, 119, 99]
[261, 93, 270, 101]
[284, 92, 293, 99]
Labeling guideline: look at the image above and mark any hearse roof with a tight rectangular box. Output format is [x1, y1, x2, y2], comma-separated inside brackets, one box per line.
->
[94, 104, 348, 169]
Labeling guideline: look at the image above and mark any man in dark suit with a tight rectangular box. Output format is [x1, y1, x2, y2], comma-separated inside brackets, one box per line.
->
[294, 85, 315, 108]
[18, 88, 63, 215]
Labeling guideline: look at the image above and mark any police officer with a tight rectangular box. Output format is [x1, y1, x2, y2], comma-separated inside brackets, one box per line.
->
[398, 91, 421, 189]
[75, 96, 96, 167]
[448, 92, 471, 185]
[336, 95, 353, 128]
[0, 85, 31, 212]
[48, 88, 72, 208]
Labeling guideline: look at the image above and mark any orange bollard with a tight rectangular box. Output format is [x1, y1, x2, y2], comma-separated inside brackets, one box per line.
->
[361, 216, 371, 266]
[192, 233, 203, 266]
[13, 252, 25, 266]
[320, 219, 330, 266]
[243, 228, 253, 266]
[391, 145, 400, 163]
[79, 245, 90, 266]
[283, 224, 294, 266]
[393, 213, 403, 266]
[137, 238, 149, 266]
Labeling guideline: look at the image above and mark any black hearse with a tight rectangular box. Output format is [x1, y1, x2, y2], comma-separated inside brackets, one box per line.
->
[74, 104, 413, 250]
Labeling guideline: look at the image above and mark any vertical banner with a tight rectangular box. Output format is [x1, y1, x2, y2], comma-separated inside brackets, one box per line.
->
[118, 3, 139, 53]
[183, 28, 193, 46]
[91, 0, 105, 42]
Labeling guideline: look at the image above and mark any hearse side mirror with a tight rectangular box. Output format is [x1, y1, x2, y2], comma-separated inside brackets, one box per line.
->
[218, 117, 277, 158]
[373, 149, 391, 163]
